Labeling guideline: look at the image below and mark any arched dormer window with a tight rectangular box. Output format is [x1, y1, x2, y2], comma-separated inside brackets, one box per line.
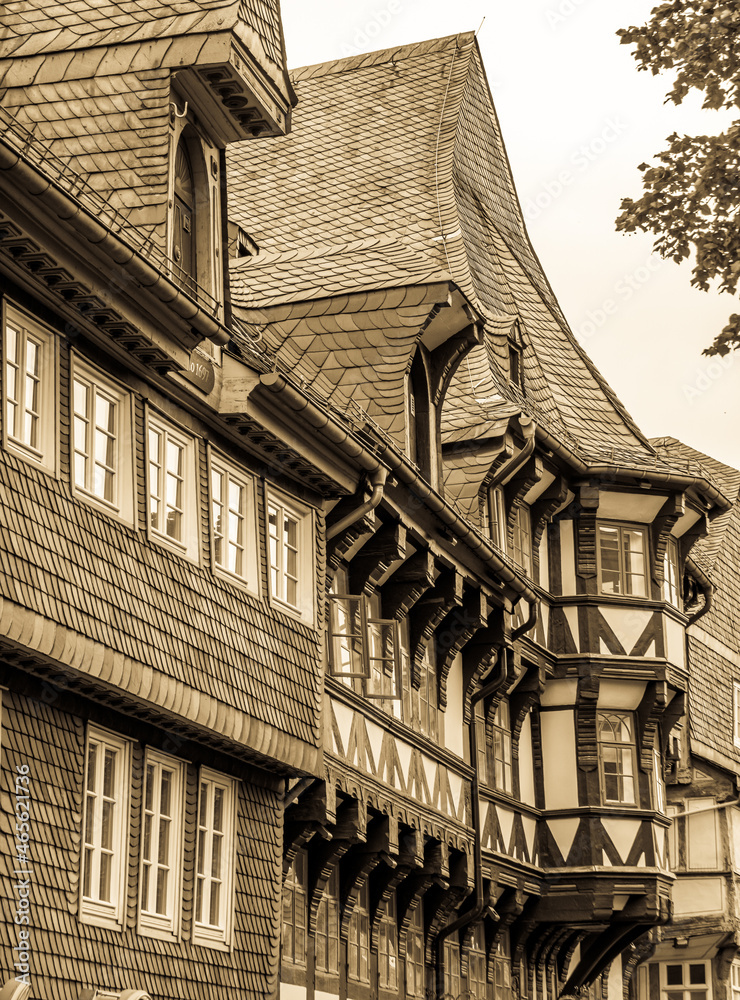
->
[508, 320, 525, 390]
[407, 348, 433, 483]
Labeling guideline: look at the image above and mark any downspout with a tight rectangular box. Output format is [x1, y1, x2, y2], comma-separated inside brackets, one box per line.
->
[488, 414, 536, 489]
[511, 597, 539, 643]
[685, 556, 714, 627]
[326, 467, 388, 541]
[434, 646, 509, 999]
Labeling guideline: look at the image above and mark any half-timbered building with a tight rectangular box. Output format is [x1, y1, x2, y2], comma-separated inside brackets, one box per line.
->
[0, 9, 736, 1000]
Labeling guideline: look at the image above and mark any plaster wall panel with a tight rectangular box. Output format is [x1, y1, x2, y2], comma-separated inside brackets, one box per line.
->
[560, 520, 576, 595]
[445, 652, 465, 758]
[672, 877, 725, 916]
[548, 817, 579, 862]
[664, 614, 686, 669]
[540, 679, 578, 708]
[598, 492, 666, 523]
[316, 993, 340, 1000]
[519, 712, 536, 806]
[540, 710, 578, 809]
[602, 817, 642, 863]
[599, 605, 653, 657]
[498, 805, 515, 854]
[607, 954, 624, 999]
[281, 986, 308, 1000]
[597, 679, 646, 711]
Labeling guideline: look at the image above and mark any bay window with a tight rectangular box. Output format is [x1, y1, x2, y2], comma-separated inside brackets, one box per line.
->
[597, 523, 648, 597]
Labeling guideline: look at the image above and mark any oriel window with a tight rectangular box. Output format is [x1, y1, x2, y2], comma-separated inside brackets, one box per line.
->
[597, 712, 637, 805]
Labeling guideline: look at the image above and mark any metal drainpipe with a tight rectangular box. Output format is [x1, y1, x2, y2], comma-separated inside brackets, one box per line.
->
[511, 597, 539, 644]
[325, 467, 388, 541]
[434, 646, 510, 999]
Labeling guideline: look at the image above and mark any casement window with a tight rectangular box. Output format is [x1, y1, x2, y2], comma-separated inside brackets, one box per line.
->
[667, 804, 680, 870]
[3, 304, 56, 471]
[81, 727, 131, 928]
[661, 961, 712, 999]
[487, 485, 506, 551]
[730, 961, 740, 999]
[597, 523, 648, 597]
[329, 589, 400, 704]
[71, 357, 134, 522]
[468, 924, 490, 1000]
[405, 902, 425, 999]
[315, 867, 339, 976]
[668, 799, 720, 873]
[495, 931, 513, 1000]
[193, 769, 236, 947]
[511, 504, 532, 576]
[347, 879, 370, 984]
[139, 750, 184, 937]
[663, 536, 681, 607]
[377, 891, 398, 991]
[733, 682, 740, 748]
[282, 849, 308, 968]
[597, 711, 637, 805]
[443, 931, 461, 999]
[399, 644, 439, 738]
[267, 488, 315, 623]
[492, 699, 513, 795]
[147, 413, 198, 560]
[210, 454, 258, 592]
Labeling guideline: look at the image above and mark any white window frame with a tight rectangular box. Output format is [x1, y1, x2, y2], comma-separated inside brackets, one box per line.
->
[596, 711, 638, 807]
[660, 959, 713, 999]
[193, 768, 237, 949]
[70, 354, 135, 524]
[511, 504, 532, 577]
[597, 521, 649, 598]
[80, 726, 131, 929]
[3, 302, 57, 473]
[663, 536, 681, 607]
[138, 749, 185, 939]
[266, 486, 315, 624]
[730, 960, 740, 999]
[208, 448, 259, 593]
[733, 681, 740, 749]
[146, 410, 199, 561]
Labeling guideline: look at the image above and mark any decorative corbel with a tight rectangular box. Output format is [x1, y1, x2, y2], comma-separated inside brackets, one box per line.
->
[462, 605, 505, 723]
[436, 588, 489, 709]
[339, 813, 395, 940]
[369, 825, 422, 948]
[409, 568, 463, 687]
[576, 671, 602, 771]
[661, 690, 686, 751]
[349, 521, 407, 596]
[283, 780, 333, 879]
[636, 681, 669, 771]
[424, 849, 472, 965]
[325, 490, 377, 581]
[531, 475, 568, 578]
[651, 494, 685, 591]
[504, 454, 544, 546]
[574, 485, 601, 592]
[397, 833, 442, 957]
[430, 322, 484, 407]
[509, 657, 547, 754]
[381, 549, 436, 621]
[307, 796, 365, 932]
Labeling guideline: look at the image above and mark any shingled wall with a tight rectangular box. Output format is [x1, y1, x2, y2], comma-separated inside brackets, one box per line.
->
[0, 292, 323, 771]
[0, 688, 283, 999]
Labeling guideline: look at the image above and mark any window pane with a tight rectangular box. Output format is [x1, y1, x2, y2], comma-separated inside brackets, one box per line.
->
[599, 526, 621, 593]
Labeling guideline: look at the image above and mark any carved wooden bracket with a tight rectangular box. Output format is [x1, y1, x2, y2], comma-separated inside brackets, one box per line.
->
[350, 521, 407, 596]
[396, 833, 443, 958]
[424, 850, 472, 965]
[369, 827, 423, 949]
[430, 322, 484, 406]
[462, 608, 505, 724]
[572, 485, 601, 591]
[382, 549, 436, 621]
[409, 568, 463, 687]
[325, 491, 377, 581]
[437, 588, 489, 710]
[531, 476, 568, 577]
[651, 494, 685, 590]
[510, 658, 547, 755]
[661, 690, 686, 751]
[505, 454, 544, 549]
[339, 814, 395, 940]
[576, 671, 602, 771]
[636, 681, 669, 771]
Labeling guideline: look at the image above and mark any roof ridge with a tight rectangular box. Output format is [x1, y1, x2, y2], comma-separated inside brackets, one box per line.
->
[291, 31, 476, 81]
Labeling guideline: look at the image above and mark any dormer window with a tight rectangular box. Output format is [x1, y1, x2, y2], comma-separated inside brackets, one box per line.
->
[406, 348, 433, 482]
[168, 102, 223, 316]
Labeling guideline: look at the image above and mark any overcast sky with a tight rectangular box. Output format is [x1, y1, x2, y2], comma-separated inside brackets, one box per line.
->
[280, 0, 740, 471]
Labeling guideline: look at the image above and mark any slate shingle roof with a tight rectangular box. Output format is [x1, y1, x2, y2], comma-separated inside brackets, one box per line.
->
[227, 33, 655, 460]
[0, 0, 284, 70]
[652, 437, 740, 770]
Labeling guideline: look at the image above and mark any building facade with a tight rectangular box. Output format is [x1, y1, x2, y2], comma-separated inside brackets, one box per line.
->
[0, 8, 735, 1000]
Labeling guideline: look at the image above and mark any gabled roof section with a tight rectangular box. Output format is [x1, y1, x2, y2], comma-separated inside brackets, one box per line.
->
[227, 32, 654, 459]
